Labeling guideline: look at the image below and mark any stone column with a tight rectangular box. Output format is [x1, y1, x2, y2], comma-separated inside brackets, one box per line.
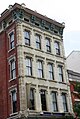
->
[16, 20, 26, 111]
[46, 88, 51, 111]
[57, 89, 63, 113]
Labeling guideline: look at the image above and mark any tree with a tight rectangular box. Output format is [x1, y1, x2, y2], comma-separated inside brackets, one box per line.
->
[74, 82, 80, 118]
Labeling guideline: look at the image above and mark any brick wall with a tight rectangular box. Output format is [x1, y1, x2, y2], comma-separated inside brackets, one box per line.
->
[0, 31, 8, 119]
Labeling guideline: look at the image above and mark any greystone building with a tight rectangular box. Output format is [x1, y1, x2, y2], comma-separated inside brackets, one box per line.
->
[0, 3, 73, 119]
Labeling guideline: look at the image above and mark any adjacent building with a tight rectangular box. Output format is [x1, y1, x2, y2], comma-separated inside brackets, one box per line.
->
[0, 3, 73, 119]
[66, 51, 80, 118]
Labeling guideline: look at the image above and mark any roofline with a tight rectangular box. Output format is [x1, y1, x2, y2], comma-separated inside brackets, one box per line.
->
[66, 50, 80, 59]
[0, 3, 65, 28]
[67, 69, 80, 76]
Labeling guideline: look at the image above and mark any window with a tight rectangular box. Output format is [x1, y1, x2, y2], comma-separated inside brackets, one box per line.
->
[55, 41, 60, 55]
[48, 63, 54, 80]
[37, 60, 43, 78]
[40, 89, 47, 111]
[58, 65, 63, 82]
[24, 30, 30, 46]
[29, 88, 35, 110]
[11, 90, 17, 113]
[10, 59, 16, 79]
[52, 92, 58, 112]
[46, 38, 51, 52]
[9, 31, 15, 49]
[26, 58, 32, 76]
[62, 93, 68, 112]
[36, 34, 41, 49]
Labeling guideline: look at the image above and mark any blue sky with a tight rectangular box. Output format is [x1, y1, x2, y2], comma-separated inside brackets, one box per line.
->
[0, 0, 80, 56]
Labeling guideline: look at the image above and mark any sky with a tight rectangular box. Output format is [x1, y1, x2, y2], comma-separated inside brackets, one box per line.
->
[0, 0, 80, 56]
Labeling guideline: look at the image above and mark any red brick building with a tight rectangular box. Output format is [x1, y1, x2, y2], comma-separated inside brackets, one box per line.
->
[67, 70, 80, 104]
[0, 3, 73, 119]
[0, 15, 19, 119]
[67, 51, 80, 118]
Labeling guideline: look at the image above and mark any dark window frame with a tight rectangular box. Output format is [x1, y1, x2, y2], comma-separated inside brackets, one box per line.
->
[48, 63, 54, 80]
[36, 34, 41, 49]
[58, 65, 63, 82]
[40, 89, 47, 111]
[11, 90, 17, 113]
[24, 30, 30, 46]
[37, 60, 43, 78]
[62, 93, 68, 112]
[26, 57, 32, 76]
[52, 91, 58, 112]
[55, 41, 60, 55]
[9, 31, 15, 49]
[46, 38, 51, 52]
[10, 59, 16, 79]
[29, 88, 35, 110]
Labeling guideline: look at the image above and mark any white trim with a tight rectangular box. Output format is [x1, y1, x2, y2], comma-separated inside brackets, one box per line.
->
[8, 30, 15, 50]
[8, 55, 16, 62]
[9, 88, 17, 115]
[10, 112, 18, 116]
[9, 77, 16, 82]
[75, 99, 80, 102]
[8, 47, 15, 53]
[8, 56, 16, 80]
[8, 85, 17, 90]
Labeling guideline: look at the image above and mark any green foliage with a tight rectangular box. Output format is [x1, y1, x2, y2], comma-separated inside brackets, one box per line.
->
[74, 82, 80, 118]
[74, 102, 80, 117]
[74, 82, 80, 94]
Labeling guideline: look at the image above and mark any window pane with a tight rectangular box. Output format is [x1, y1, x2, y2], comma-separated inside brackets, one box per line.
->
[24, 31, 30, 45]
[52, 92, 58, 112]
[38, 61, 43, 78]
[58, 66, 63, 82]
[9, 32, 14, 49]
[12, 90, 17, 113]
[36, 35, 41, 49]
[12, 70, 16, 79]
[46, 38, 51, 52]
[12, 61, 15, 70]
[30, 88, 35, 110]
[11, 42, 14, 49]
[12, 91, 17, 101]
[48, 63, 53, 80]
[24, 31, 30, 39]
[40, 90, 47, 111]
[10, 59, 16, 79]
[10, 32, 14, 42]
[55, 41, 60, 55]
[62, 94, 68, 112]
[26, 58, 32, 76]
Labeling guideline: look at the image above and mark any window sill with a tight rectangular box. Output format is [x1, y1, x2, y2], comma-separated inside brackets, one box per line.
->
[55, 54, 64, 58]
[8, 47, 15, 52]
[9, 77, 16, 82]
[48, 79, 57, 83]
[25, 75, 35, 78]
[46, 51, 55, 56]
[37, 77, 47, 81]
[10, 112, 18, 116]
[35, 48, 44, 53]
[58, 81, 66, 85]
[24, 44, 33, 49]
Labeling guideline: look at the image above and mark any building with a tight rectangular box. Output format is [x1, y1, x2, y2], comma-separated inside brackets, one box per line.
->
[66, 51, 80, 118]
[0, 3, 73, 119]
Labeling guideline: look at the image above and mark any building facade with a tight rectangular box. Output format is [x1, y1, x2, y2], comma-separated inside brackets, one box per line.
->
[0, 3, 73, 119]
[67, 70, 80, 105]
[67, 51, 80, 118]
